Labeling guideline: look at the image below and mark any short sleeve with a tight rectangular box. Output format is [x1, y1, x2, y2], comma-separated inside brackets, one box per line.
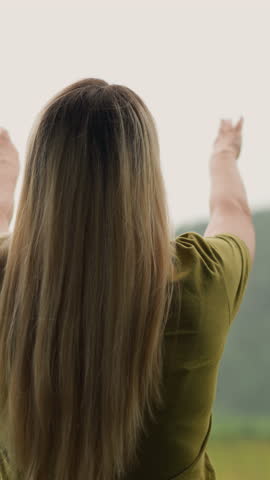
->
[172, 231, 252, 328]
[199, 233, 252, 324]
[164, 230, 253, 369]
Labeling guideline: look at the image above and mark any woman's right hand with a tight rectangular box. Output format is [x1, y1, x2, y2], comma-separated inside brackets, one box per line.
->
[211, 117, 244, 161]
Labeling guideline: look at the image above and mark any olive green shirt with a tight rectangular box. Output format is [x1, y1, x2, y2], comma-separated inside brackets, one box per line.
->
[0, 232, 252, 479]
[126, 232, 251, 479]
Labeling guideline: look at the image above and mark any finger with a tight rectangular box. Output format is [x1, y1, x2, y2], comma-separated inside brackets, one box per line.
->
[220, 118, 232, 132]
[0, 127, 9, 138]
[235, 116, 244, 131]
[218, 119, 225, 131]
[224, 118, 233, 128]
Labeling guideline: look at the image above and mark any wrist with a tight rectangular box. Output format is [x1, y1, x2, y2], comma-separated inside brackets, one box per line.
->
[209, 151, 237, 174]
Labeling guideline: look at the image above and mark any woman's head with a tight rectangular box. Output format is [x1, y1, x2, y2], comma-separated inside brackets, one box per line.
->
[0, 78, 182, 479]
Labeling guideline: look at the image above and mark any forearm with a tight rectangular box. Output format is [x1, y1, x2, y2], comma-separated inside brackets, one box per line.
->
[209, 152, 251, 216]
[0, 212, 10, 233]
[0, 177, 14, 232]
[0, 198, 11, 233]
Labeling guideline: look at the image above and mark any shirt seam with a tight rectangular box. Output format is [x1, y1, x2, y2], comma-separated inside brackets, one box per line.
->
[166, 415, 213, 479]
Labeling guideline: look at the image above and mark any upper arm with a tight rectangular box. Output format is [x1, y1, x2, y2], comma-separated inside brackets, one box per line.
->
[203, 203, 256, 263]
[172, 231, 253, 326]
[201, 233, 252, 322]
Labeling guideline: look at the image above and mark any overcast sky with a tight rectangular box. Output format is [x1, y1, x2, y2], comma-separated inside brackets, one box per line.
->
[1, 0, 270, 232]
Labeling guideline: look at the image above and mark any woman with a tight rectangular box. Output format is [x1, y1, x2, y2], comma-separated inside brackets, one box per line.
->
[0, 79, 255, 480]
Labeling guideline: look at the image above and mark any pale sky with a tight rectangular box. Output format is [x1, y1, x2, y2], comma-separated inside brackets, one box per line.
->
[1, 0, 270, 232]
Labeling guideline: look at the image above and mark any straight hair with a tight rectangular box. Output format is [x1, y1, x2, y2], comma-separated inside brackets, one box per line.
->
[0, 78, 182, 479]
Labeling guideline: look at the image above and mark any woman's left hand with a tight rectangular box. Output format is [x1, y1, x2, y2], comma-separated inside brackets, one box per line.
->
[0, 127, 20, 224]
[211, 117, 243, 160]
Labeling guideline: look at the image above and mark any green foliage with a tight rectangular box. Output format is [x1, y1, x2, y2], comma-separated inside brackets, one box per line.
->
[211, 416, 270, 440]
[176, 208, 270, 420]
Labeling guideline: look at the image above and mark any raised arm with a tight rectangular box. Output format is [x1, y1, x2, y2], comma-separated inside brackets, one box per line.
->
[204, 118, 255, 262]
[0, 127, 19, 233]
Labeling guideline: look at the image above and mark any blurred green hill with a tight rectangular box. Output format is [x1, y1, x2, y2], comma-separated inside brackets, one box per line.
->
[176, 208, 270, 418]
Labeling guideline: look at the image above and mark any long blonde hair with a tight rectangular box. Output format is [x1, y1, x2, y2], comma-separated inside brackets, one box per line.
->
[0, 78, 182, 480]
